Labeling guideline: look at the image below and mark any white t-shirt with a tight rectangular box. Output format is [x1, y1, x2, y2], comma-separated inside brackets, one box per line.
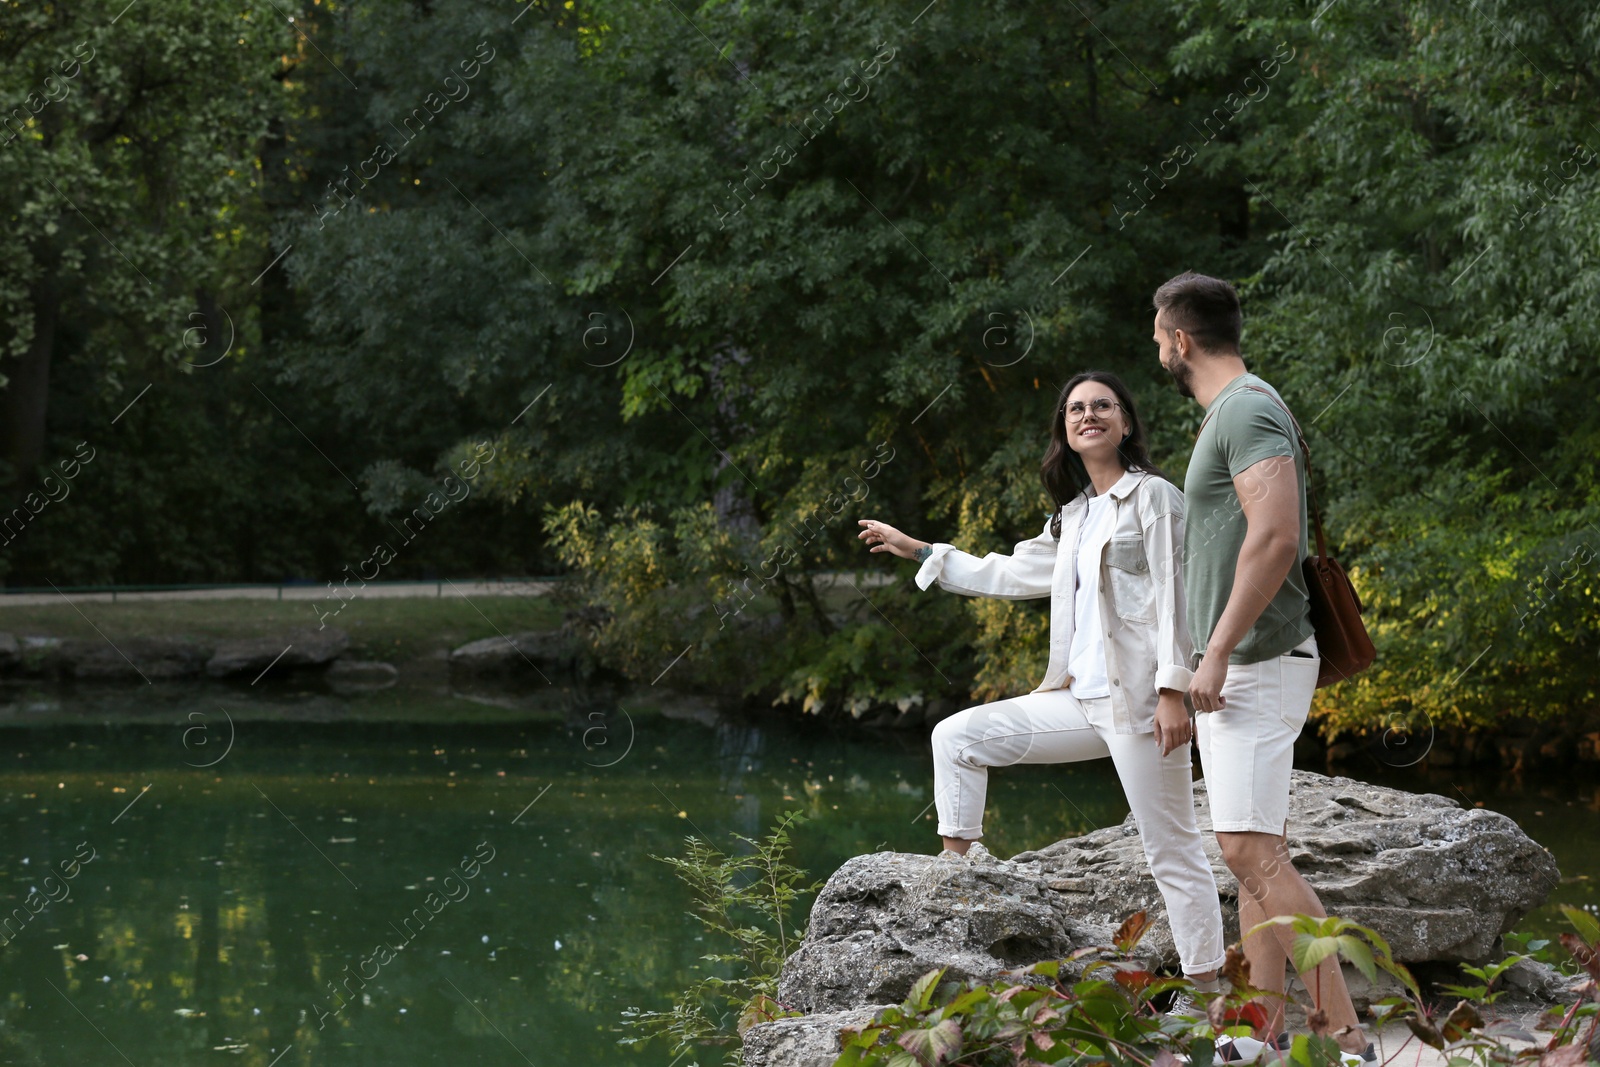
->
[1068, 493, 1115, 699]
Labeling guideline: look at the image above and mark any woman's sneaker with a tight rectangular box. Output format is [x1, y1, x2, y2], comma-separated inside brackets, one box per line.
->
[1217, 1032, 1290, 1064]
[1165, 990, 1204, 1020]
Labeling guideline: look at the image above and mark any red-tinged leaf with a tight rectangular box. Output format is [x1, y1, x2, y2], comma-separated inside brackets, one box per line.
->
[737, 993, 781, 1035]
[1440, 1000, 1484, 1043]
[1114, 911, 1153, 953]
[1221, 946, 1253, 993]
[1536, 1007, 1570, 1033]
[1558, 904, 1600, 948]
[897, 1019, 962, 1067]
[1210, 999, 1269, 1034]
[1539, 1044, 1590, 1067]
[1153, 1050, 1184, 1067]
[1070, 945, 1108, 961]
[1482, 1021, 1537, 1043]
[1032, 1032, 1056, 1051]
[1114, 968, 1155, 994]
[839, 1024, 882, 1048]
[1559, 933, 1600, 981]
[1405, 1016, 1444, 1049]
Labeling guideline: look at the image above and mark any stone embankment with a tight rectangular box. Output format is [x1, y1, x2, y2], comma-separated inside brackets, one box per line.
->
[0, 627, 576, 686]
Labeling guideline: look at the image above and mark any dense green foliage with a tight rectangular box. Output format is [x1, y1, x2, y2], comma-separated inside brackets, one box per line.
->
[2, 0, 1596, 734]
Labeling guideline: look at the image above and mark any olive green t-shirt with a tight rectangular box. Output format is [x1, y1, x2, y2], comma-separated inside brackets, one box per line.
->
[1183, 373, 1314, 665]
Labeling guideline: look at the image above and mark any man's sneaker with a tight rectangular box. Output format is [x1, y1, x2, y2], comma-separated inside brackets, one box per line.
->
[1337, 1042, 1376, 1065]
[1217, 1032, 1290, 1064]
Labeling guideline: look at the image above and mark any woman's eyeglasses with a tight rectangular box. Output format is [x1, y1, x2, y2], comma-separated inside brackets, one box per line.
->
[1062, 397, 1122, 422]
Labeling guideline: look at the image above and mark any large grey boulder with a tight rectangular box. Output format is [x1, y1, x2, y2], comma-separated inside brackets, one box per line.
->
[1018, 771, 1560, 965]
[51, 636, 209, 680]
[448, 630, 576, 677]
[775, 772, 1559, 1019]
[205, 628, 350, 678]
[776, 850, 1086, 1015]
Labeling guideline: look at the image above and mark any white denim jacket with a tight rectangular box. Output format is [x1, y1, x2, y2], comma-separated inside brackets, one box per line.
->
[914, 468, 1195, 734]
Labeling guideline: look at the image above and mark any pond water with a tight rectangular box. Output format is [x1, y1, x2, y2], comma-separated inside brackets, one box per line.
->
[0, 681, 1594, 1066]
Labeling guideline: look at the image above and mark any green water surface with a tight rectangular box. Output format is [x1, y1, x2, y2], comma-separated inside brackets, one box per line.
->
[0, 681, 1592, 1066]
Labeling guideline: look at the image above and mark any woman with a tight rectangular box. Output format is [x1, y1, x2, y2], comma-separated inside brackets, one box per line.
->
[857, 370, 1226, 994]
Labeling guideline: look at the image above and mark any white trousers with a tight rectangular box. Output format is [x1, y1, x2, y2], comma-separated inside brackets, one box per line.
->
[930, 689, 1226, 975]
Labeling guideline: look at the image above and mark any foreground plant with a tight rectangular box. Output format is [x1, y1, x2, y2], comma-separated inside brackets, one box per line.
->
[620, 809, 820, 1065]
[831, 907, 1600, 1067]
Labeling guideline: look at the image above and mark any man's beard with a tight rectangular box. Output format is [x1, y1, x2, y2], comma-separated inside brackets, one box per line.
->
[1164, 351, 1195, 399]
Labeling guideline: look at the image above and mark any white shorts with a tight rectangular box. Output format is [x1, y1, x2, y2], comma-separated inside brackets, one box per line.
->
[1193, 634, 1319, 835]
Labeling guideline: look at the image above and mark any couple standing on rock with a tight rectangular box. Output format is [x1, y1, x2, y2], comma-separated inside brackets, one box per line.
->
[858, 272, 1372, 1065]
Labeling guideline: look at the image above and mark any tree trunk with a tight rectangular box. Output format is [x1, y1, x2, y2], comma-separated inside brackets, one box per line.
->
[0, 262, 59, 475]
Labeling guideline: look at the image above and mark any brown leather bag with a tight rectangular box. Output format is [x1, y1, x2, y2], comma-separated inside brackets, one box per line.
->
[1210, 385, 1375, 688]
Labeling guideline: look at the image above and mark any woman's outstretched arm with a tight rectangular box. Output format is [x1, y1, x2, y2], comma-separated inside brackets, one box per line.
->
[857, 516, 1057, 599]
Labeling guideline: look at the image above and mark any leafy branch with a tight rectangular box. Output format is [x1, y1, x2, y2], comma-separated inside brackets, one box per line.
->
[620, 809, 822, 1064]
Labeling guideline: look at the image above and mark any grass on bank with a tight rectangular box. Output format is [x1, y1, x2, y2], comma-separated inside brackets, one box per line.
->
[0, 594, 565, 664]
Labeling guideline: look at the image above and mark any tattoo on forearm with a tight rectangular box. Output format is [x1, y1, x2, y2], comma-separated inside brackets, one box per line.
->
[913, 545, 932, 563]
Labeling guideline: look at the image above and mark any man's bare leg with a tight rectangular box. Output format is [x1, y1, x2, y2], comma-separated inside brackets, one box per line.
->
[1218, 830, 1369, 1056]
[1237, 882, 1290, 1036]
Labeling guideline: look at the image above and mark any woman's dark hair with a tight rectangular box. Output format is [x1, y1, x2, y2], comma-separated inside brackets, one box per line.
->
[1041, 370, 1163, 538]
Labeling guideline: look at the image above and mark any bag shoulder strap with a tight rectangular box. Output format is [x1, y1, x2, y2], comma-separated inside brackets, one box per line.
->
[1195, 382, 1329, 559]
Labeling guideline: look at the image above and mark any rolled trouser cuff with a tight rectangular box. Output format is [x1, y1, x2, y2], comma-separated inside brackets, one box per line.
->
[935, 823, 983, 840]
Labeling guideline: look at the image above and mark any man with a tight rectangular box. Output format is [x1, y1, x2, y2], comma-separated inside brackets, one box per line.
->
[1152, 271, 1371, 1064]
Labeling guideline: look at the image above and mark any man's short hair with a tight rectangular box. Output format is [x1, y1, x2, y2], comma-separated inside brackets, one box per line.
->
[1152, 271, 1242, 352]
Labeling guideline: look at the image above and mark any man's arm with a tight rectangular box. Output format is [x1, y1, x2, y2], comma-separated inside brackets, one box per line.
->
[1188, 454, 1299, 712]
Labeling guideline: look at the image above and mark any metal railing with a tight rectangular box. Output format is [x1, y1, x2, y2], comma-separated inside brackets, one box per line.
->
[0, 577, 569, 605]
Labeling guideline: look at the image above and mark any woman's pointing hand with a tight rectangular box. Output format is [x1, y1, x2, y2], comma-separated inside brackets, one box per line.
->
[857, 519, 929, 561]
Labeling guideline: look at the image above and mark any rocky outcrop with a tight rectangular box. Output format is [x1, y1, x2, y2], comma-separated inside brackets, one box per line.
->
[205, 628, 350, 677]
[50, 636, 210, 680]
[776, 850, 1085, 1015]
[448, 631, 576, 678]
[743, 1007, 882, 1067]
[1014, 772, 1560, 965]
[760, 771, 1560, 1061]
[2, 635, 61, 676]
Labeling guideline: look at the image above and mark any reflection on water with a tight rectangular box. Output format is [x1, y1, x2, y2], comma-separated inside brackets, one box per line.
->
[0, 681, 1593, 1065]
